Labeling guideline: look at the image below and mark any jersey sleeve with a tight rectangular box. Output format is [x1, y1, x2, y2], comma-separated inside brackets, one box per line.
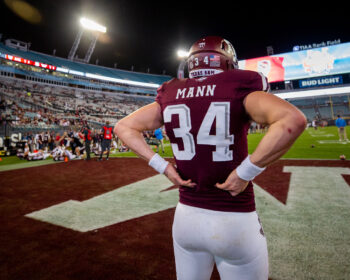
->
[240, 71, 270, 94]
[155, 83, 165, 105]
[155, 79, 175, 106]
[233, 70, 270, 121]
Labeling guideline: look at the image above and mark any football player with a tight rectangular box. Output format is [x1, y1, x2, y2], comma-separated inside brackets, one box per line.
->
[51, 145, 76, 161]
[27, 148, 51, 161]
[114, 36, 306, 280]
[17, 143, 30, 160]
[67, 131, 84, 159]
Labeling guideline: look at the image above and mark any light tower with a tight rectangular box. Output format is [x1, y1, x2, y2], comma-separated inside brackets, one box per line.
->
[68, 17, 107, 63]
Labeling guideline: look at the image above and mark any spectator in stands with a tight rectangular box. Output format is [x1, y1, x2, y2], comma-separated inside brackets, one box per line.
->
[335, 115, 348, 142]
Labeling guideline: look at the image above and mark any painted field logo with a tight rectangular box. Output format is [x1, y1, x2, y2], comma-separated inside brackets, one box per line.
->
[26, 175, 178, 232]
[26, 165, 350, 233]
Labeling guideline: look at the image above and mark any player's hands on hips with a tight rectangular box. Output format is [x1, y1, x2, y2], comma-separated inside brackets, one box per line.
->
[164, 163, 196, 188]
[215, 169, 249, 196]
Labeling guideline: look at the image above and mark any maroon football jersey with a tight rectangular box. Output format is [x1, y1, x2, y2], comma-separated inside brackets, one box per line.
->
[156, 69, 268, 212]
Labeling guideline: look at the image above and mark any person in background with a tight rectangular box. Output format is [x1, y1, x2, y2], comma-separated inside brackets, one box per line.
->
[99, 120, 113, 161]
[82, 125, 92, 160]
[67, 131, 84, 159]
[154, 127, 164, 153]
[312, 118, 317, 130]
[48, 132, 55, 151]
[335, 115, 348, 141]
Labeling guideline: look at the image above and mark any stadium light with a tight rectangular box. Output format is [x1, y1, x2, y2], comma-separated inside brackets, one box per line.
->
[69, 17, 106, 62]
[177, 50, 189, 59]
[80, 17, 107, 33]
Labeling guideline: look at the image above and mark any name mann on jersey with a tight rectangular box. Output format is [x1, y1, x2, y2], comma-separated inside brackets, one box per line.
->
[176, 84, 217, 99]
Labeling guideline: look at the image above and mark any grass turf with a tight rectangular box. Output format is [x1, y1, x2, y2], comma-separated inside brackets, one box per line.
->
[114, 125, 350, 160]
[248, 126, 350, 160]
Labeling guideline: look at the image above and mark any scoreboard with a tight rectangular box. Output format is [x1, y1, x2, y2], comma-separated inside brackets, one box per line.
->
[238, 42, 350, 83]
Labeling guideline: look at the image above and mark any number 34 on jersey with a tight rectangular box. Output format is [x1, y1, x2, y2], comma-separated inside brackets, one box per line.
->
[163, 102, 234, 162]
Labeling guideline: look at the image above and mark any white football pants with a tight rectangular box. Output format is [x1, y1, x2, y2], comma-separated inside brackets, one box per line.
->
[172, 203, 268, 280]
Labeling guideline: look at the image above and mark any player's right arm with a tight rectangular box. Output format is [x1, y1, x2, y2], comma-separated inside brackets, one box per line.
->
[216, 91, 307, 196]
[114, 102, 195, 188]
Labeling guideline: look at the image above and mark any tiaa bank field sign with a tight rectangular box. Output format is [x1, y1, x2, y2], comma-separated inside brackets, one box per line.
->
[299, 75, 343, 88]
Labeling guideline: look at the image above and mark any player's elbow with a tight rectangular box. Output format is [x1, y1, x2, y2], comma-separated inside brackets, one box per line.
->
[288, 110, 307, 135]
[295, 111, 307, 131]
[114, 120, 125, 138]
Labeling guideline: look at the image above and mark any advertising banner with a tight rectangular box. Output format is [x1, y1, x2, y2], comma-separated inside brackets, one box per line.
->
[238, 42, 350, 83]
[0, 52, 57, 71]
[299, 75, 343, 88]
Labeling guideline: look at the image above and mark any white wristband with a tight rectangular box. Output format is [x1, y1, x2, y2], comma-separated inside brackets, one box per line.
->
[148, 153, 169, 174]
[236, 155, 266, 181]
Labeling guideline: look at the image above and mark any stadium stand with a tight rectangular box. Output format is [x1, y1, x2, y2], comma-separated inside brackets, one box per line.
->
[0, 37, 349, 152]
[0, 41, 172, 96]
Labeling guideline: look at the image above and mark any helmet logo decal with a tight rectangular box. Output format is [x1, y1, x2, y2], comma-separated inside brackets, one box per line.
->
[198, 42, 206, 48]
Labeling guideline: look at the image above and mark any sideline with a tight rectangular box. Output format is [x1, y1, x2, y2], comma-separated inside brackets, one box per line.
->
[0, 160, 62, 172]
[1, 156, 346, 173]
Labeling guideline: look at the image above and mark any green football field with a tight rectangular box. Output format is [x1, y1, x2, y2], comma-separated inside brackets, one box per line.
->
[113, 125, 350, 160]
[114, 125, 350, 160]
[248, 125, 350, 160]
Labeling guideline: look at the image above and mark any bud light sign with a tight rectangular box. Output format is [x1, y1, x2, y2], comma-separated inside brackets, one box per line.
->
[299, 75, 343, 88]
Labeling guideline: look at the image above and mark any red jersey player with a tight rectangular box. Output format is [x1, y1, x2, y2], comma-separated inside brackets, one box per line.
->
[115, 36, 306, 280]
[99, 121, 113, 161]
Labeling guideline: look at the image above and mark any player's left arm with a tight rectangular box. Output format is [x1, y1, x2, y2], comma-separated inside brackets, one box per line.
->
[244, 91, 307, 166]
[216, 91, 307, 196]
[114, 102, 195, 187]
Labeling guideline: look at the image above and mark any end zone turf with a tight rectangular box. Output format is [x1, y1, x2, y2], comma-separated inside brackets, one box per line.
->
[0, 158, 349, 279]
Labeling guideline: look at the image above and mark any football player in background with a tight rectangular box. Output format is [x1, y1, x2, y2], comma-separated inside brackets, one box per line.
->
[67, 131, 84, 159]
[115, 36, 306, 280]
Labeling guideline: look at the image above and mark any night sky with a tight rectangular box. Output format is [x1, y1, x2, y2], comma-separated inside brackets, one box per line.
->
[1, 0, 349, 77]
